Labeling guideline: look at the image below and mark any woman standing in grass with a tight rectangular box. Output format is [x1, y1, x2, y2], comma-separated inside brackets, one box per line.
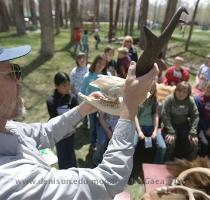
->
[80, 55, 109, 149]
[122, 36, 138, 62]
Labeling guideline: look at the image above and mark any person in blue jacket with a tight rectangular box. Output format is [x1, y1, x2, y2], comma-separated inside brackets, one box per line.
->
[80, 54, 109, 149]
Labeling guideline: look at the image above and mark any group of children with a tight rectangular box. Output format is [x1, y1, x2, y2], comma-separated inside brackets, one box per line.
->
[71, 26, 101, 55]
[46, 36, 210, 179]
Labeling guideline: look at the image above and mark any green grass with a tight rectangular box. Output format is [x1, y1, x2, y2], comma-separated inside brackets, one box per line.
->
[0, 25, 209, 199]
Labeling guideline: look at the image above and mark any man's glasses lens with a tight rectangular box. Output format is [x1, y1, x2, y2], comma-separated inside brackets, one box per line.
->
[11, 64, 21, 80]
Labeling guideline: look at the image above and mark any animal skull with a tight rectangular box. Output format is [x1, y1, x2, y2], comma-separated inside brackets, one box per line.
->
[79, 75, 175, 115]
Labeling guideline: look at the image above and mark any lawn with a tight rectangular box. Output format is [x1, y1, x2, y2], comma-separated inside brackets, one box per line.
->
[0, 25, 209, 199]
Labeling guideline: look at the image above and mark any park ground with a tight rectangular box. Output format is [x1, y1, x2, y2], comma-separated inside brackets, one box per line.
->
[0, 25, 210, 199]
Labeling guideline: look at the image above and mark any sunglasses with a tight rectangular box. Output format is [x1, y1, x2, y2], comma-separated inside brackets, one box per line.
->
[0, 63, 21, 80]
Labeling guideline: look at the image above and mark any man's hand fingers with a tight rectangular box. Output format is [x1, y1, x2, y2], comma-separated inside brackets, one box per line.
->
[136, 62, 159, 83]
[126, 61, 136, 79]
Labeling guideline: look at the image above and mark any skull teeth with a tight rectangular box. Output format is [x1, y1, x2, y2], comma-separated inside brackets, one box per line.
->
[97, 98, 120, 108]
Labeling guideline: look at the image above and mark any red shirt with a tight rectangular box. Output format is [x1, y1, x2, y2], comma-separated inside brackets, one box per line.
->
[163, 66, 189, 85]
[74, 29, 81, 43]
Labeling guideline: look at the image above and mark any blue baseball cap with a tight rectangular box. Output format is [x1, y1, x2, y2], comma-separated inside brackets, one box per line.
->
[0, 45, 31, 62]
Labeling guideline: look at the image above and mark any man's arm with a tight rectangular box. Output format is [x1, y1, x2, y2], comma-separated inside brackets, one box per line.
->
[14, 62, 158, 200]
[7, 118, 135, 200]
[27, 99, 98, 149]
[28, 107, 83, 149]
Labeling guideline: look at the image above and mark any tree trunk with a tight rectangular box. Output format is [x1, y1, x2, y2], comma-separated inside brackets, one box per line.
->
[139, 0, 149, 49]
[79, 0, 84, 26]
[0, 0, 10, 32]
[55, 0, 61, 34]
[124, 0, 132, 36]
[64, 0, 68, 28]
[60, 1, 64, 27]
[13, 0, 25, 35]
[121, 16, 124, 30]
[152, 0, 158, 25]
[120, 0, 126, 30]
[29, 0, 37, 27]
[69, 0, 79, 44]
[39, 0, 54, 57]
[185, 0, 200, 51]
[9, 3, 15, 26]
[137, 3, 141, 29]
[114, 0, 121, 35]
[94, 0, 100, 26]
[161, 0, 178, 58]
[161, 0, 178, 32]
[108, 0, 114, 42]
[129, 0, 137, 35]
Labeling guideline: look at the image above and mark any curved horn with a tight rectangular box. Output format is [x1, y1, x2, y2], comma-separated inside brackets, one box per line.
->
[136, 7, 188, 77]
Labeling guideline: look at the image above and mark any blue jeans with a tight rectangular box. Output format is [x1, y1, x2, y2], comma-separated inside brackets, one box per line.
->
[82, 44, 89, 54]
[92, 122, 109, 166]
[198, 130, 210, 157]
[134, 126, 166, 164]
[89, 113, 98, 145]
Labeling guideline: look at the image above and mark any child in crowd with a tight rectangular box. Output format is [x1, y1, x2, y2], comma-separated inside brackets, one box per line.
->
[195, 81, 210, 157]
[46, 72, 78, 169]
[72, 27, 82, 55]
[116, 47, 131, 78]
[193, 74, 207, 96]
[162, 81, 199, 161]
[122, 36, 138, 62]
[92, 112, 119, 166]
[104, 46, 117, 76]
[163, 56, 189, 86]
[82, 30, 89, 54]
[134, 85, 166, 164]
[196, 54, 210, 83]
[155, 51, 167, 83]
[81, 55, 109, 149]
[70, 52, 88, 102]
[94, 27, 101, 50]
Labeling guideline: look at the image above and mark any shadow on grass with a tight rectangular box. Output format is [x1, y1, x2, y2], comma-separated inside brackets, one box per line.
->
[22, 55, 52, 78]
[0, 33, 21, 39]
[75, 126, 94, 168]
[77, 146, 94, 168]
[74, 126, 90, 150]
[187, 50, 207, 58]
[60, 42, 72, 52]
[169, 51, 186, 58]
[56, 42, 77, 59]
